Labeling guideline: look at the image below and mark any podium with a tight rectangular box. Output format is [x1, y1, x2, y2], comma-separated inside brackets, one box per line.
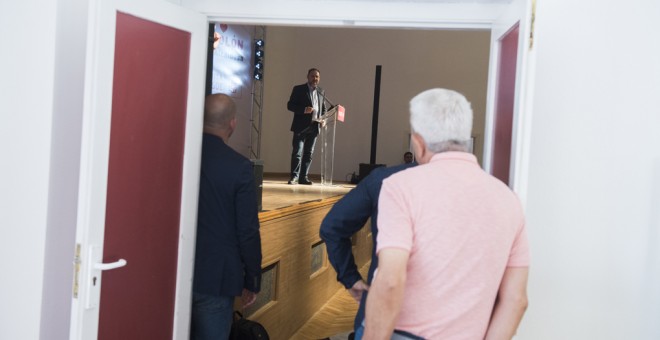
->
[315, 104, 344, 186]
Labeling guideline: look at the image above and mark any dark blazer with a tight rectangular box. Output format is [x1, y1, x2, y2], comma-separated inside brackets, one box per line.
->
[287, 83, 326, 134]
[193, 133, 262, 297]
[319, 162, 415, 330]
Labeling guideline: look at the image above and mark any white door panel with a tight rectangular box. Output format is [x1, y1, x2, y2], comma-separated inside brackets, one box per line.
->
[483, 0, 536, 205]
[70, 0, 207, 339]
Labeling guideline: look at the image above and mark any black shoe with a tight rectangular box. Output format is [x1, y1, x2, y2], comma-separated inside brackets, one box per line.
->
[299, 178, 313, 185]
[287, 177, 298, 185]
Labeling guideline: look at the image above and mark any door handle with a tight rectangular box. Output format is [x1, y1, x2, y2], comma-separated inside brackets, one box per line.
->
[85, 246, 128, 309]
[94, 259, 127, 271]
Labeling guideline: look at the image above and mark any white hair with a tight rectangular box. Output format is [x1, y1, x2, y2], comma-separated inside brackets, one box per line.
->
[409, 88, 473, 153]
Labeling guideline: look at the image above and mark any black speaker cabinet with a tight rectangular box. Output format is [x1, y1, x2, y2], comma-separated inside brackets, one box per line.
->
[358, 163, 385, 183]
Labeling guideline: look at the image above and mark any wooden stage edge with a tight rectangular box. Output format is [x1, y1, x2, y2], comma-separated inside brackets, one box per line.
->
[259, 173, 355, 220]
[248, 173, 371, 339]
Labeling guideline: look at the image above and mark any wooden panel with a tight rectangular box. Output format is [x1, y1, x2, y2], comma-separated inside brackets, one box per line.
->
[245, 262, 278, 317]
[236, 197, 372, 339]
[291, 225, 372, 339]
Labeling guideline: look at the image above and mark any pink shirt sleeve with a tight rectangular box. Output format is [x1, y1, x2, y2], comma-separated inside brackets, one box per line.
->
[507, 220, 530, 267]
[376, 178, 413, 254]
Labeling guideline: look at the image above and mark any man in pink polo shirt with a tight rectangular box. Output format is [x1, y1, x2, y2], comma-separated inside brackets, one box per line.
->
[362, 89, 530, 340]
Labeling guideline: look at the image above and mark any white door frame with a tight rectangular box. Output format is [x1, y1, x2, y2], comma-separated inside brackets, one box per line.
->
[69, 0, 207, 338]
[482, 0, 536, 206]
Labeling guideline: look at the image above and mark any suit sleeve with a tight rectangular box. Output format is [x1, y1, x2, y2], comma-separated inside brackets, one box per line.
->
[235, 160, 262, 293]
[320, 178, 374, 288]
[287, 85, 307, 115]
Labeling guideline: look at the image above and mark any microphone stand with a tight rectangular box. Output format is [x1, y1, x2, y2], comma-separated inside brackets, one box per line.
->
[320, 91, 336, 109]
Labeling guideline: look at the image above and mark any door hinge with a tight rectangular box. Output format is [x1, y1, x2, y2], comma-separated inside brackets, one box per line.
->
[72, 243, 81, 299]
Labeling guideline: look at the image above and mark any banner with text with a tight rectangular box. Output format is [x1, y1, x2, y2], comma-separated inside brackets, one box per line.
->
[212, 23, 255, 158]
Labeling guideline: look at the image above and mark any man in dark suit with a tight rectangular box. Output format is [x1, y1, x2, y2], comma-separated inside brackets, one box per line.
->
[287, 68, 326, 185]
[191, 93, 262, 340]
[319, 162, 415, 335]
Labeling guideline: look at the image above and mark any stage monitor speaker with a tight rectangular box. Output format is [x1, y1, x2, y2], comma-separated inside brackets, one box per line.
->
[358, 163, 385, 183]
[251, 159, 264, 211]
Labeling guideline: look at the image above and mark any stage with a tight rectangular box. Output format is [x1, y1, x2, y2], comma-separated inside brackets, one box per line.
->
[249, 174, 369, 339]
[260, 174, 355, 212]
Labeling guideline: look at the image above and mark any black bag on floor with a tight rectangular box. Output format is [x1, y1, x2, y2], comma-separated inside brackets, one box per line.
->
[229, 311, 269, 340]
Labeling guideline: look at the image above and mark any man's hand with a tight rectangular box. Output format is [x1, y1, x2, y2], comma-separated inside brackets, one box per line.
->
[348, 280, 369, 302]
[304, 106, 314, 114]
[241, 289, 257, 308]
[213, 32, 220, 49]
[484, 267, 529, 340]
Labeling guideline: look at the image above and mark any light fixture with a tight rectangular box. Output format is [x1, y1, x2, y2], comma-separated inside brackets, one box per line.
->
[254, 39, 265, 81]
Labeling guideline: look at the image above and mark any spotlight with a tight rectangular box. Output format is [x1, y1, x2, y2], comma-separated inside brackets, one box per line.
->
[254, 38, 265, 81]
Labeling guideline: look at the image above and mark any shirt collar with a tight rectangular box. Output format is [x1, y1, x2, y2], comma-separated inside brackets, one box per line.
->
[430, 151, 478, 164]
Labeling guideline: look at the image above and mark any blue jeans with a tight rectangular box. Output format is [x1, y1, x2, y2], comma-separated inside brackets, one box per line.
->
[190, 292, 234, 340]
[354, 324, 365, 340]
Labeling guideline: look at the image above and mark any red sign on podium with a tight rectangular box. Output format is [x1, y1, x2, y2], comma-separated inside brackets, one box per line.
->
[337, 105, 345, 122]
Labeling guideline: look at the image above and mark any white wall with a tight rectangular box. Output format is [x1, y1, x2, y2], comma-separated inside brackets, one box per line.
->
[39, 1, 88, 339]
[260, 27, 490, 179]
[518, 0, 660, 338]
[0, 1, 87, 339]
[0, 1, 57, 339]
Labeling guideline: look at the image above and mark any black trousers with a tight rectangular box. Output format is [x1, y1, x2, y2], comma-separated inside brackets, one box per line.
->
[290, 129, 318, 180]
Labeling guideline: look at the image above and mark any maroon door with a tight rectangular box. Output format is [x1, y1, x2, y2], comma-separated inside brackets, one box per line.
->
[491, 24, 519, 186]
[98, 12, 191, 340]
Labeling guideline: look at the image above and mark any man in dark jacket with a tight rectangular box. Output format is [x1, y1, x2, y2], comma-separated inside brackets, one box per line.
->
[320, 162, 415, 334]
[287, 68, 326, 185]
[191, 93, 262, 340]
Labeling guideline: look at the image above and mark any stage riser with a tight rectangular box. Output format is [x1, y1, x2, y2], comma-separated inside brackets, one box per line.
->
[236, 197, 372, 339]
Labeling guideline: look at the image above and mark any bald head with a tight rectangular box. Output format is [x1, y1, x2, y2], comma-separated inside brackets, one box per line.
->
[204, 93, 236, 141]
